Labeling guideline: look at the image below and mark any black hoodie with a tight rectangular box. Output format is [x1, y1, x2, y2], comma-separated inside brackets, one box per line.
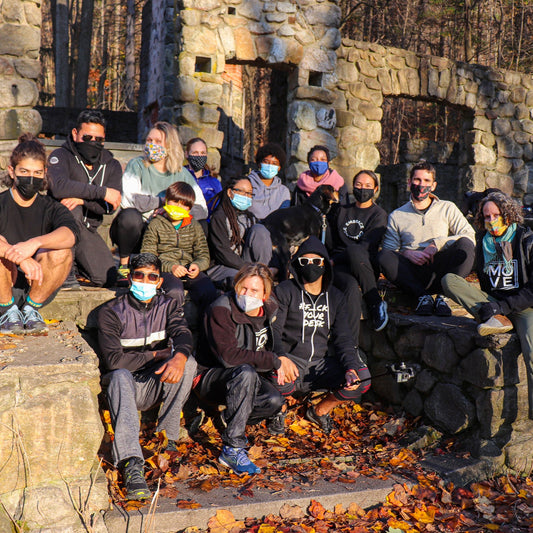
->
[273, 236, 365, 371]
[47, 135, 123, 229]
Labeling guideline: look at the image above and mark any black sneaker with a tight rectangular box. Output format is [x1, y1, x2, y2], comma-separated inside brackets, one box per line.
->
[0, 305, 24, 335]
[165, 439, 179, 452]
[306, 406, 333, 435]
[267, 411, 286, 435]
[21, 305, 48, 334]
[122, 457, 151, 500]
[434, 295, 452, 317]
[371, 300, 389, 331]
[415, 294, 434, 316]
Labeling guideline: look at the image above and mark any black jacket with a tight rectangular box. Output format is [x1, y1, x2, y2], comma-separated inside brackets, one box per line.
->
[47, 136, 123, 229]
[273, 236, 365, 371]
[97, 291, 193, 373]
[197, 292, 283, 373]
[476, 224, 533, 315]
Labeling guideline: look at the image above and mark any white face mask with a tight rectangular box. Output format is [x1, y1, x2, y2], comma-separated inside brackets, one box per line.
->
[236, 294, 263, 313]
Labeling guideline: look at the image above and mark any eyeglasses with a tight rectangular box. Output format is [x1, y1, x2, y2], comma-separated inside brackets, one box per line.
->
[298, 257, 324, 267]
[81, 134, 105, 143]
[131, 270, 160, 283]
[232, 187, 254, 198]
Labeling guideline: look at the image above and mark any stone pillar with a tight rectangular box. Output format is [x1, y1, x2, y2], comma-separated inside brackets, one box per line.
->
[0, 0, 42, 169]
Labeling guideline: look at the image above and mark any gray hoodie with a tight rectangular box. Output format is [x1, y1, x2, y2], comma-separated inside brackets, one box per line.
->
[247, 170, 290, 220]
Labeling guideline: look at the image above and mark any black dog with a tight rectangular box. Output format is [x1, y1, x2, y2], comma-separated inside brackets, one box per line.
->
[262, 184, 339, 277]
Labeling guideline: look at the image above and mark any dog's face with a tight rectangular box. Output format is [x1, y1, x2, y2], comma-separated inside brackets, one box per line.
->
[309, 184, 339, 214]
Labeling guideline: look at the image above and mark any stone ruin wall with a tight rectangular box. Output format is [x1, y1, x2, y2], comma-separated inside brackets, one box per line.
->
[0, 0, 42, 168]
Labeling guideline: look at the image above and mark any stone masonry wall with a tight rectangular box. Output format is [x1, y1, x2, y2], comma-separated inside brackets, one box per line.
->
[0, 0, 42, 168]
[360, 314, 533, 473]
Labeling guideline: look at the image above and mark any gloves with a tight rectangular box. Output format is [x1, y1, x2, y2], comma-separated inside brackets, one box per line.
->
[478, 301, 502, 322]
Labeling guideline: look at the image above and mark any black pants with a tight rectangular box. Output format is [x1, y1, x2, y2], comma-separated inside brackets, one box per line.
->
[161, 272, 219, 316]
[378, 237, 475, 298]
[331, 270, 362, 345]
[195, 365, 284, 448]
[110, 208, 145, 259]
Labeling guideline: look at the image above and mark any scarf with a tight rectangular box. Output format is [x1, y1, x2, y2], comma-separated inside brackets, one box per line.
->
[482, 223, 516, 274]
[296, 169, 345, 195]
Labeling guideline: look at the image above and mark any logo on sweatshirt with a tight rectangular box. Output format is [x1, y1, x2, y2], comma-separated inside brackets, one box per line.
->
[487, 260, 518, 290]
[255, 326, 268, 351]
[342, 219, 364, 241]
[299, 302, 327, 328]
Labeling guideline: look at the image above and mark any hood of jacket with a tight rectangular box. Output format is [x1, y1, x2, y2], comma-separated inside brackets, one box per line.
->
[62, 135, 116, 166]
[289, 235, 332, 290]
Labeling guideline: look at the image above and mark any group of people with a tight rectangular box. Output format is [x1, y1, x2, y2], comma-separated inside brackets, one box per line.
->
[2, 109, 533, 502]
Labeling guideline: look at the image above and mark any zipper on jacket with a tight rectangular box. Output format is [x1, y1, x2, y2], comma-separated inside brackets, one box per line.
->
[142, 304, 148, 352]
[302, 290, 325, 363]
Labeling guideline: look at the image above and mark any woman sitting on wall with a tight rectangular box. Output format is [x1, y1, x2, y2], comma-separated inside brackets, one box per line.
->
[442, 191, 533, 419]
[110, 122, 207, 284]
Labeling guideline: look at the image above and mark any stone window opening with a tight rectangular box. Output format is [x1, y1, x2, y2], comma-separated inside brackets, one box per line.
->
[308, 71, 323, 88]
[195, 56, 212, 74]
[227, 7, 236, 15]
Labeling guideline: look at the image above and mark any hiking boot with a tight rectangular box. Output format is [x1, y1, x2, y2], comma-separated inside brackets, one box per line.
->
[122, 457, 151, 500]
[306, 406, 333, 435]
[415, 294, 434, 316]
[116, 264, 130, 287]
[267, 411, 286, 435]
[0, 305, 24, 335]
[371, 300, 389, 331]
[434, 295, 452, 317]
[477, 315, 513, 336]
[219, 445, 260, 475]
[21, 305, 48, 334]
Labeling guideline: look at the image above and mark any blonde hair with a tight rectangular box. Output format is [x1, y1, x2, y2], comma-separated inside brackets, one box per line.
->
[234, 263, 273, 301]
[144, 121, 184, 174]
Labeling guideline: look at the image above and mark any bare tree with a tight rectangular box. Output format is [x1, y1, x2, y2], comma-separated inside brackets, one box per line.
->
[53, 0, 70, 106]
[73, 0, 95, 107]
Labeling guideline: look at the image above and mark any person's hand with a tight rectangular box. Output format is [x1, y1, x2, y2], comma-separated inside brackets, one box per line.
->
[104, 188, 122, 210]
[19, 257, 43, 285]
[420, 244, 438, 263]
[61, 197, 84, 211]
[403, 249, 430, 266]
[4, 239, 40, 264]
[344, 369, 361, 391]
[155, 352, 187, 383]
[187, 263, 200, 279]
[277, 356, 299, 385]
[172, 264, 188, 278]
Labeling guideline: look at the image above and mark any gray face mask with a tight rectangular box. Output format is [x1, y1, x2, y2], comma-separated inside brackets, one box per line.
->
[235, 294, 263, 313]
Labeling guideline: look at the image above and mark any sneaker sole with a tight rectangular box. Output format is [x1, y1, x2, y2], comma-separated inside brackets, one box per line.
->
[477, 324, 513, 336]
[0, 326, 24, 335]
[24, 325, 49, 334]
[218, 456, 260, 475]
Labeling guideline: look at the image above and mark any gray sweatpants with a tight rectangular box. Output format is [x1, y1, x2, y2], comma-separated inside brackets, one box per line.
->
[103, 356, 197, 465]
[442, 273, 533, 419]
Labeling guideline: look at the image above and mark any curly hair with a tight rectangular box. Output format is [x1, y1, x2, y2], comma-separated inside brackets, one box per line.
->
[255, 142, 286, 169]
[234, 263, 273, 301]
[474, 191, 523, 229]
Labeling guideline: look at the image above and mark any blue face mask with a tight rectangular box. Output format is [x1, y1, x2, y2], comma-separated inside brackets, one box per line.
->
[130, 281, 158, 301]
[260, 163, 279, 180]
[230, 193, 252, 211]
[309, 160, 329, 176]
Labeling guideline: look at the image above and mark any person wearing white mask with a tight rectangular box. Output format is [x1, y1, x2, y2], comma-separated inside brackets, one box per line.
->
[97, 252, 196, 500]
[110, 122, 208, 285]
[194, 263, 298, 475]
[247, 143, 290, 220]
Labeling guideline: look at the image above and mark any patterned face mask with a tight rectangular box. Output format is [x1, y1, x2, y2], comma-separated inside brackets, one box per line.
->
[485, 216, 508, 237]
[163, 204, 190, 221]
[144, 143, 167, 163]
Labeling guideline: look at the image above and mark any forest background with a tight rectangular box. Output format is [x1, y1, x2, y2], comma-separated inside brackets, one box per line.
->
[39, 0, 533, 164]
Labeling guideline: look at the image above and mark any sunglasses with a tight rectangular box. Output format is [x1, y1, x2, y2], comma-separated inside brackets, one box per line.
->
[232, 187, 254, 198]
[298, 257, 324, 267]
[81, 134, 105, 143]
[131, 270, 160, 283]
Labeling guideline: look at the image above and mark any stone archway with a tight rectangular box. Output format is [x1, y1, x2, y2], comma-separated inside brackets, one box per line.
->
[334, 40, 533, 202]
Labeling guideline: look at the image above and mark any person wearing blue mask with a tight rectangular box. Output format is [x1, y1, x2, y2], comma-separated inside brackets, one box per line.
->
[207, 177, 274, 287]
[292, 145, 349, 207]
[247, 143, 290, 220]
[97, 252, 196, 500]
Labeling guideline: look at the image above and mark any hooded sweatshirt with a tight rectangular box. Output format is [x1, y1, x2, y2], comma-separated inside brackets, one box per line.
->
[247, 169, 290, 220]
[273, 236, 365, 371]
[293, 168, 349, 206]
[47, 135, 123, 230]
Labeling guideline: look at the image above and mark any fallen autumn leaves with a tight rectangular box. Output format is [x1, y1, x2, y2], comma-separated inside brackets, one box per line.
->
[99, 400, 533, 532]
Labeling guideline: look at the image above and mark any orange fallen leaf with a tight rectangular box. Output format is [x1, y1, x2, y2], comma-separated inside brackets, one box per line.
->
[308, 499, 326, 519]
[207, 509, 244, 533]
[177, 499, 201, 509]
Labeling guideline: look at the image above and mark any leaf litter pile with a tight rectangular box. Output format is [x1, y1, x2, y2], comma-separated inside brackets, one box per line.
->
[99, 399, 533, 532]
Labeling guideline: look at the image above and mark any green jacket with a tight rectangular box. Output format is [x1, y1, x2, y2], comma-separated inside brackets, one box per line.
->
[141, 214, 210, 272]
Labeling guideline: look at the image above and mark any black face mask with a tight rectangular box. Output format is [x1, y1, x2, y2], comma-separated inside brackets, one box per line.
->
[353, 187, 374, 204]
[188, 155, 207, 172]
[410, 183, 432, 202]
[298, 264, 325, 283]
[15, 176, 44, 200]
[74, 140, 104, 165]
